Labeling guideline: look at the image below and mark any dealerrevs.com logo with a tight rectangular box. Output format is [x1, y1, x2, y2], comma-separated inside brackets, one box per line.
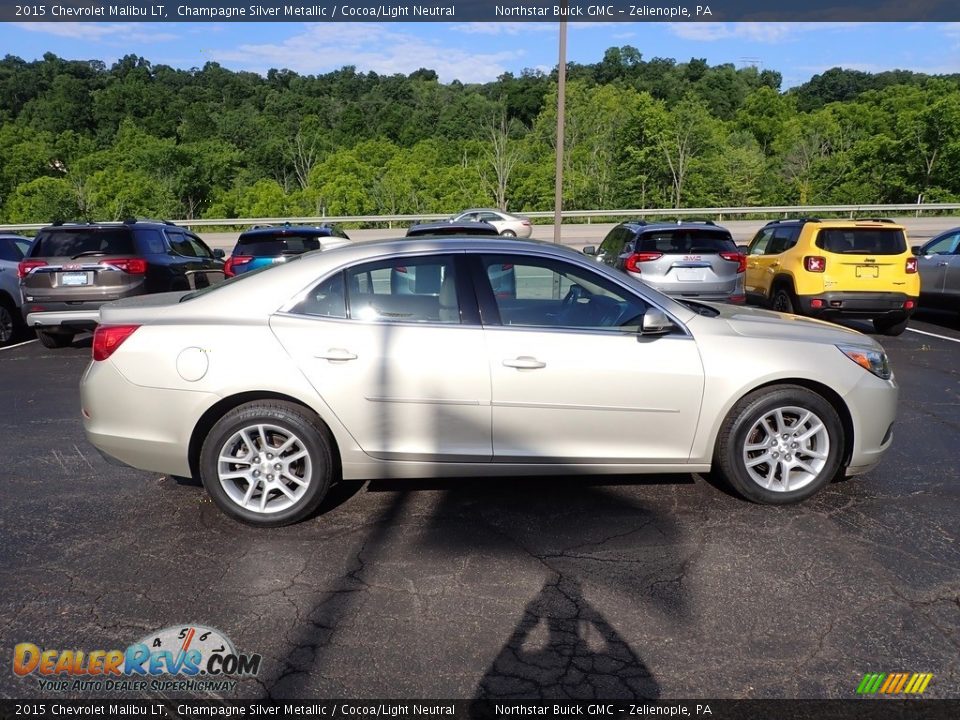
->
[13, 625, 261, 693]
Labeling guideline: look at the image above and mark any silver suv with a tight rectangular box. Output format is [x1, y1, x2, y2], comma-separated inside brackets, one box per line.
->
[585, 220, 745, 303]
[0, 234, 32, 346]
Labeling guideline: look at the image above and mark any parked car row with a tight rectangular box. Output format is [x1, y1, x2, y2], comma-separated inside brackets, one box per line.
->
[584, 217, 948, 337]
[8, 215, 960, 349]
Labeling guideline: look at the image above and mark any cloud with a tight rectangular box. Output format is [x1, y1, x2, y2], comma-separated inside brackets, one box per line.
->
[668, 22, 859, 44]
[452, 22, 554, 35]
[20, 22, 178, 44]
[211, 23, 525, 83]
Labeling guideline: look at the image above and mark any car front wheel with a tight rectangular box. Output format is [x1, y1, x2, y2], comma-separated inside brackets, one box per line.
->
[715, 385, 844, 504]
[199, 400, 335, 526]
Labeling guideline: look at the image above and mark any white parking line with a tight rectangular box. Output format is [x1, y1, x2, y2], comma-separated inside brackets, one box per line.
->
[906, 328, 960, 344]
[0, 338, 38, 351]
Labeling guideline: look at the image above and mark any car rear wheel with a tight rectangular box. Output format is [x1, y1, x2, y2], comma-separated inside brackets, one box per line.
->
[500, 229, 516, 237]
[873, 316, 909, 336]
[715, 385, 843, 504]
[771, 287, 796, 314]
[199, 400, 334, 527]
[36, 329, 74, 349]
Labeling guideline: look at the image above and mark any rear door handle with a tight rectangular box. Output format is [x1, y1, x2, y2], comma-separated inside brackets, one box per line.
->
[315, 348, 357, 362]
[503, 356, 546, 369]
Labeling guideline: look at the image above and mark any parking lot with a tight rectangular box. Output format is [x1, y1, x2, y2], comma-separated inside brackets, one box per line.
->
[1, 307, 958, 700]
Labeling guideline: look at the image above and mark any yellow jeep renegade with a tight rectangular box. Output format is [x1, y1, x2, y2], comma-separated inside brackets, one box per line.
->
[744, 218, 920, 336]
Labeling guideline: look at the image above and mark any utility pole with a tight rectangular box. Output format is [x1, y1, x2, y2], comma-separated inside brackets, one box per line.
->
[553, 21, 567, 244]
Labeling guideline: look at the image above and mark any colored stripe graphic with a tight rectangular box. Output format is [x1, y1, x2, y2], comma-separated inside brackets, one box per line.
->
[857, 672, 933, 694]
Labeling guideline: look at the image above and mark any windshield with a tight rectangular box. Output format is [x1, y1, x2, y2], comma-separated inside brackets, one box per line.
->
[179, 255, 303, 302]
[31, 228, 135, 258]
[816, 228, 907, 255]
[236, 233, 324, 256]
[639, 231, 736, 254]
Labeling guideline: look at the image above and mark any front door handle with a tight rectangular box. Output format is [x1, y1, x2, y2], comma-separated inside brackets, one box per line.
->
[315, 348, 357, 362]
[503, 356, 546, 370]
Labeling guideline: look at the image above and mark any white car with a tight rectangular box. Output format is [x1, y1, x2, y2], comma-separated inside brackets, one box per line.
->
[81, 238, 899, 526]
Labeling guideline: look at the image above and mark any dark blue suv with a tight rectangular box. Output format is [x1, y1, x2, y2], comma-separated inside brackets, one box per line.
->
[224, 224, 351, 277]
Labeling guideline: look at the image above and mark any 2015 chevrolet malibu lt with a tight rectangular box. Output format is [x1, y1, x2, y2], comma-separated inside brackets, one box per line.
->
[80, 237, 899, 526]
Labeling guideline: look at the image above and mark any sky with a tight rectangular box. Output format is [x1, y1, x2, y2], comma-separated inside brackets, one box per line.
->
[2, 21, 960, 88]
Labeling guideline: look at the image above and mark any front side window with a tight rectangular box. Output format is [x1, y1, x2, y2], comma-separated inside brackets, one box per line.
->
[346, 255, 460, 324]
[479, 254, 647, 331]
[923, 232, 960, 256]
[748, 228, 774, 256]
[166, 230, 197, 257]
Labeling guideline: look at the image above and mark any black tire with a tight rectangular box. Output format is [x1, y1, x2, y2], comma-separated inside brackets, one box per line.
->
[771, 286, 796, 314]
[500, 229, 517, 238]
[36, 329, 74, 349]
[715, 385, 844, 505]
[0, 299, 21, 346]
[873, 316, 909, 336]
[199, 400, 335, 527]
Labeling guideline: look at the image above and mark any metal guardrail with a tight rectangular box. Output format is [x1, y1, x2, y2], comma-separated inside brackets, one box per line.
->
[3, 203, 960, 232]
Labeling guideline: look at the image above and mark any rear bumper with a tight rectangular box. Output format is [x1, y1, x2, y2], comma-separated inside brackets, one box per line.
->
[797, 292, 917, 320]
[25, 308, 101, 330]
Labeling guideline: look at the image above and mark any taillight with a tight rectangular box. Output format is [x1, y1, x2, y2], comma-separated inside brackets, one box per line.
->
[624, 252, 662, 273]
[92, 325, 140, 361]
[904, 300, 916, 310]
[720, 251, 747, 273]
[905, 257, 918, 274]
[105, 258, 147, 274]
[804, 256, 826, 273]
[18, 260, 47, 279]
[224, 255, 254, 277]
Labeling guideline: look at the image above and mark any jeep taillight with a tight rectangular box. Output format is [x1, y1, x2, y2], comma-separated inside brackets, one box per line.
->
[17, 259, 47, 279]
[720, 251, 747, 273]
[92, 325, 140, 361]
[224, 255, 253, 277]
[804, 256, 826, 273]
[105, 258, 147, 274]
[905, 257, 918, 274]
[624, 252, 662, 273]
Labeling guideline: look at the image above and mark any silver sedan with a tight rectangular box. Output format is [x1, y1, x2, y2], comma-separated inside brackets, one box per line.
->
[81, 237, 899, 526]
[452, 209, 533, 238]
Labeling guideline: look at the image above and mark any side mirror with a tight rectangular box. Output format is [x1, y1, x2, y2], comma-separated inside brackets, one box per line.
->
[737, 244, 750, 254]
[911, 245, 925, 256]
[641, 307, 674, 335]
[582, 245, 596, 256]
[212, 248, 225, 259]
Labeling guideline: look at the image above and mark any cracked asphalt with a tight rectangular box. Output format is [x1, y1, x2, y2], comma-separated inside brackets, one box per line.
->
[1, 309, 958, 701]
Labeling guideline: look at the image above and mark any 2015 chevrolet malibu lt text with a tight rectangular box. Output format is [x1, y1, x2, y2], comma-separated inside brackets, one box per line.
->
[80, 237, 899, 526]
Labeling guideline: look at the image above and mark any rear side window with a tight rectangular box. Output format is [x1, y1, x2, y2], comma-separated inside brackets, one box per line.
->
[816, 229, 907, 255]
[135, 229, 167, 255]
[638, 231, 736, 254]
[31, 229, 135, 258]
[236, 233, 324, 256]
[0, 238, 30, 261]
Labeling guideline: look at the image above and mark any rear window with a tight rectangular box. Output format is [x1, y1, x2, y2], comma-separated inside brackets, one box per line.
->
[638, 231, 736, 254]
[31, 228, 135, 258]
[816, 228, 907, 255]
[236, 233, 324, 257]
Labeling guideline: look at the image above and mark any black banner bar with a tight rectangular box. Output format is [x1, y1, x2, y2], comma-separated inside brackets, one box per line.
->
[1, 700, 959, 720]
[2, 0, 960, 23]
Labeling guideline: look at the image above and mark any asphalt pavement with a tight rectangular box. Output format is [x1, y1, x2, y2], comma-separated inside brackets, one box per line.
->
[1, 310, 958, 701]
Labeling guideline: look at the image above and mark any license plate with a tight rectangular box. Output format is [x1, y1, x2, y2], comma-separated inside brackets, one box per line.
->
[855, 265, 879, 278]
[675, 269, 706, 282]
[61, 272, 88, 286]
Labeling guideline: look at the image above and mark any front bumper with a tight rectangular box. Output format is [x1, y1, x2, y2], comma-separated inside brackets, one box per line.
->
[797, 292, 916, 320]
[843, 370, 899, 476]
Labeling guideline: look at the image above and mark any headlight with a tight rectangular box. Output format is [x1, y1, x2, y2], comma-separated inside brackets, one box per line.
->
[837, 344, 891, 380]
